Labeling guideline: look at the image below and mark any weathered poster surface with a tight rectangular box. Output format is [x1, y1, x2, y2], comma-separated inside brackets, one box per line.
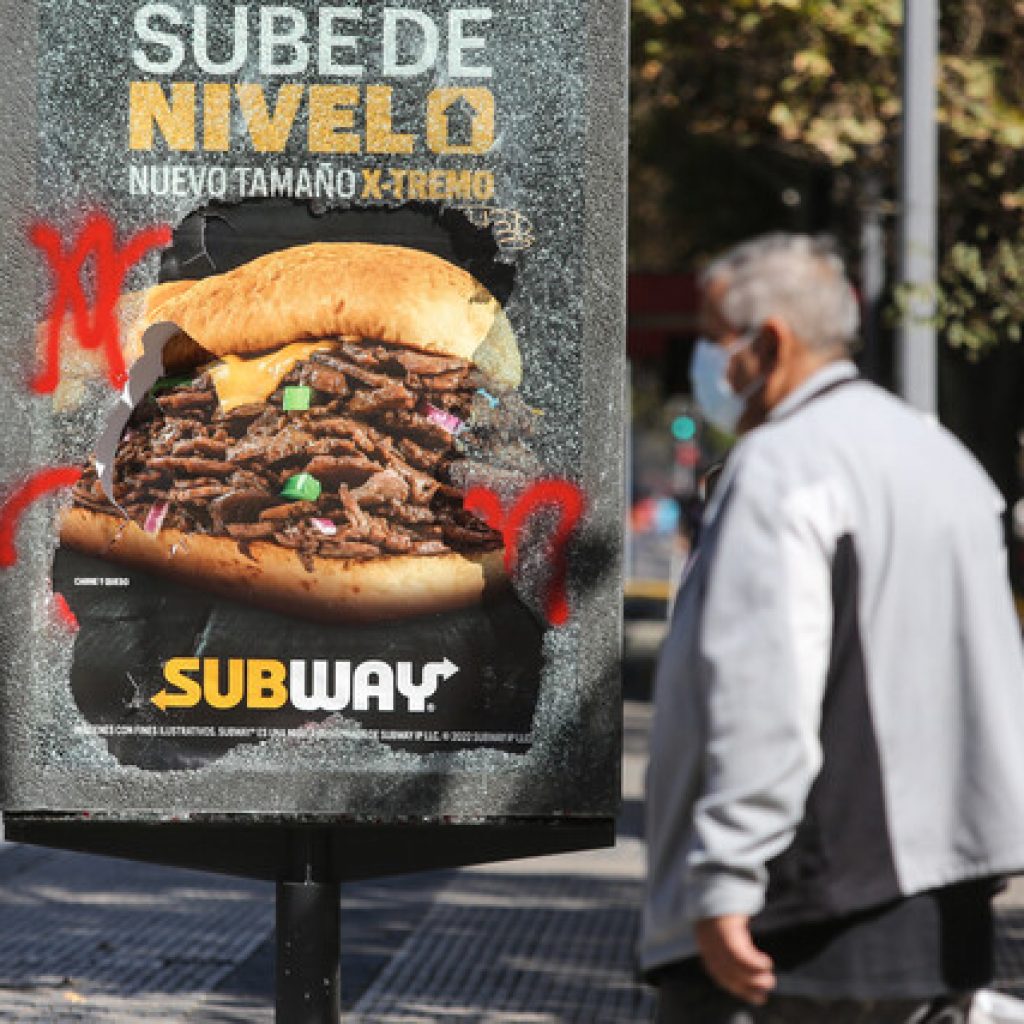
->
[0, 0, 625, 819]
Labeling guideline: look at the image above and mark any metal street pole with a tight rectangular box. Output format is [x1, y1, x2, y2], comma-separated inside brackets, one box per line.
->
[277, 830, 341, 1024]
[860, 173, 885, 384]
[277, 879, 341, 1023]
[898, 0, 940, 415]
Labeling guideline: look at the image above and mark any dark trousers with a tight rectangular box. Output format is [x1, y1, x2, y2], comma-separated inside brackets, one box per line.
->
[655, 974, 974, 1023]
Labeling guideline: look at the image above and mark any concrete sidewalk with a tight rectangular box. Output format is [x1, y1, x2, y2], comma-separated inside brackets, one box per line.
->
[0, 841, 653, 1023]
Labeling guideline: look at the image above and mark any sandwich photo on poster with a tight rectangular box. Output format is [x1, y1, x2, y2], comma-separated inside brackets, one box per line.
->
[64, 240, 523, 622]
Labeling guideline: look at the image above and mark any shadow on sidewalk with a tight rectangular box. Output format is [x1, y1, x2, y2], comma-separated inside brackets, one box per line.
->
[0, 847, 272, 1021]
[347, 870, 655, 1024]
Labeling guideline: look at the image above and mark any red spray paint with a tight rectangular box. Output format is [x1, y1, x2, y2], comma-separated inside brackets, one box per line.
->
[465, 479, 586, 627]
[30, 212, 170, 393]
[0, 467, 83, 568]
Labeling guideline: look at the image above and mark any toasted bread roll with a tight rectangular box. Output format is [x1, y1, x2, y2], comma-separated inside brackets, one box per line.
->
[140, 242, 520, 385]
[61, 507, 508, 624]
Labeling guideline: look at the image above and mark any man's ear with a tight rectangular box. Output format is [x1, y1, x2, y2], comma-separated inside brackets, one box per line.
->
[756, 318, 786, 371]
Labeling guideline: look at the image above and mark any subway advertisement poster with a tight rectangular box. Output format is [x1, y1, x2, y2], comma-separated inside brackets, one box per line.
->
[0, 0, 625, 821]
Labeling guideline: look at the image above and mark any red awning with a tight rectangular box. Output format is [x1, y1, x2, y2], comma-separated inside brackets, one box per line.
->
[628, 272, 699, 359]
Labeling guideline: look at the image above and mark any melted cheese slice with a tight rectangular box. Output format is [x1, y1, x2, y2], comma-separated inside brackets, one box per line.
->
[208, 341, 336, 412]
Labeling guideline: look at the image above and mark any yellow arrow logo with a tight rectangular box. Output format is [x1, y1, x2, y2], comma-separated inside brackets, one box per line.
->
[153, 658, 203, 711]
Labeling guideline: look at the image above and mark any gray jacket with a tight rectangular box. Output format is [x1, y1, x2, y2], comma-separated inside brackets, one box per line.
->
[641, 361, 1024, 974]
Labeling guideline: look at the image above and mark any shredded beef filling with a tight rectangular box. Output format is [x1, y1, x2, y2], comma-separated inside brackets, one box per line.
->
[72, 338, 521, 570]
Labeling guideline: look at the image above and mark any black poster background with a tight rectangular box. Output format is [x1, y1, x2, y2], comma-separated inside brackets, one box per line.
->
[54, 201, 546, 770]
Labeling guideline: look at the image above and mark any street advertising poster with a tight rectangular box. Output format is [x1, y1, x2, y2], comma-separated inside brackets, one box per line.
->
[0, 0, 625, 822]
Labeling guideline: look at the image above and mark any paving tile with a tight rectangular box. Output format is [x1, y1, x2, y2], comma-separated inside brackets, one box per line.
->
[0, 848, 273, 1022]
[349, 871, 655, 1024]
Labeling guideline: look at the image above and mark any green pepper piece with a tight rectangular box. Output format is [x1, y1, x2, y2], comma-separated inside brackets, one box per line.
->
[282, 385, 313, 411]
[281, 473, 322, 502]
[150, 374, 193, 395]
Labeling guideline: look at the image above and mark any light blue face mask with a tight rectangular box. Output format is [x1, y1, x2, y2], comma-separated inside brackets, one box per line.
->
[689, 332, 762, 435]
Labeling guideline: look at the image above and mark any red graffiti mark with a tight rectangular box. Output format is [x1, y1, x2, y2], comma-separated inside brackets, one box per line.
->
[0, 467, 82, 568]
[51, 592, 79, 632]
[30, 213, 171, 393]
[465, 479, 586, 627]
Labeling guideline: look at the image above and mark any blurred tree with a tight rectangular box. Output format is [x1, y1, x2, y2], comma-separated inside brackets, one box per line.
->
[631, 0, 1024, 578]
[631, 0, 1024, 358]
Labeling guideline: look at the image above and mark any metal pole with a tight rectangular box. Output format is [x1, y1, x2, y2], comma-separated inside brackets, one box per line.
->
[624, 360, 633, 583]
[276, 831, 341, 1024]
[897, 0, 940, 414]
[860, 173, 884, 384]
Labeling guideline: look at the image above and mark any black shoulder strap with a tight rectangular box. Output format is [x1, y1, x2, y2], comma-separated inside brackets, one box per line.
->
[772, 372, 860, 423]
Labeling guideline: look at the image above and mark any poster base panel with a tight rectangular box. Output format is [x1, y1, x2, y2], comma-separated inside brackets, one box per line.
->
[2, 815, 616, 882]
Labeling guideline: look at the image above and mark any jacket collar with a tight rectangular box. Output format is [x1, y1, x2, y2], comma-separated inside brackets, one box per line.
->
[768, 359, 859, 423]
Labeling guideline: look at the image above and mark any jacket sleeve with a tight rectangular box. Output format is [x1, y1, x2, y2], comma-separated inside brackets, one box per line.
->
[684, 453, 836, 922]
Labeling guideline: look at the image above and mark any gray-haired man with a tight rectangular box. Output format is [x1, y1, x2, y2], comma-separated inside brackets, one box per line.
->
[641, 234, 1024, 1022]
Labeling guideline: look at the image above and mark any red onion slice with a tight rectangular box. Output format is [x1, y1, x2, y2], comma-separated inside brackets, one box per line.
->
[310, 518, 338, 537]
[143, 501, 170, 535]
[422, 403, 464, 435]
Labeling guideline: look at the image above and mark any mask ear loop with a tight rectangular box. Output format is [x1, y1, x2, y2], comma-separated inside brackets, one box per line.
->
[727, 328, 768, 404]
[719, 328, 759, 385]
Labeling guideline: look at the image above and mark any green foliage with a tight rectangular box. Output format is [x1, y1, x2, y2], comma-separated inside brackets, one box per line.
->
[938, 239, 1024, 349]
[631, 0, 1024, 352]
